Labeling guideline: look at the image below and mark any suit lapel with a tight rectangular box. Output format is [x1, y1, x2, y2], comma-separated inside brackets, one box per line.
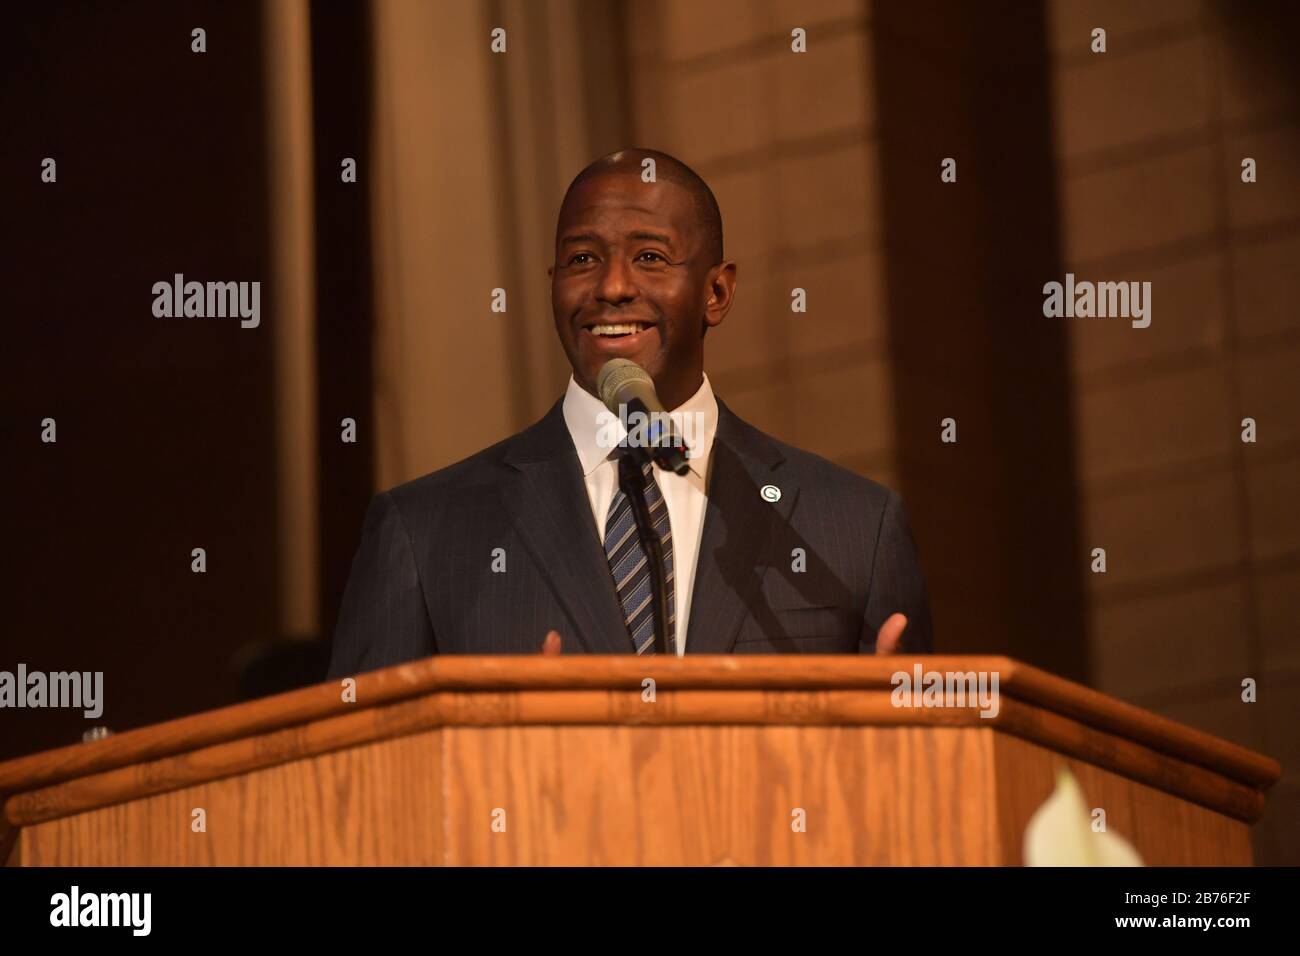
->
[499, 402, 634, 654]
[685, 400, 799, 653]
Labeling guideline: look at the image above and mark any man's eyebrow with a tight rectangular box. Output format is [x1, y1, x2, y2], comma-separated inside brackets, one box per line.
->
[560, 232, 602, 246]
[628, 231, 673, 244]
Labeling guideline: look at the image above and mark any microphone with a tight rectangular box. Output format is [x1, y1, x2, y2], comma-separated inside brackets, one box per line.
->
[596, 359, 690, 475]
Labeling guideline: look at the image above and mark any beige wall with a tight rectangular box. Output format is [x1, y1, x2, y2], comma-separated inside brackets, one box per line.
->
[370, 0, 636, 487]
[624, 0, 897, 488]
[1047, 0, 1300, 863]
[371, 0, 515, 488]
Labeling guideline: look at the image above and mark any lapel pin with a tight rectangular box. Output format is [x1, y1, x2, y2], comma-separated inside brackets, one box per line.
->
[760, 484, 781, 503]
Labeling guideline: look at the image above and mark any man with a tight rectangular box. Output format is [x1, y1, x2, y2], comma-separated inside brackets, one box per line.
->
[328, 148, 931, 677]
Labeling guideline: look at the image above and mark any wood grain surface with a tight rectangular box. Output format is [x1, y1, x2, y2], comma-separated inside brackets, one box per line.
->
[16, 723, 1251, 866]
[1, 656, 1278, 866]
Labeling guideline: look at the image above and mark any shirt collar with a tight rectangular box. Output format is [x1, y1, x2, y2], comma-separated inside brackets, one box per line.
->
[562, 373, 718, 479]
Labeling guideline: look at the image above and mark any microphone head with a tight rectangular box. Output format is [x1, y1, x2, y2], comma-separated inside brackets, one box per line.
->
[596, 358, 652, 414]
[596, 359, 688, 474]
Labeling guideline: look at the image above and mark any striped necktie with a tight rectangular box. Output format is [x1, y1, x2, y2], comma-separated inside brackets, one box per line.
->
[603, 455, 675, 654]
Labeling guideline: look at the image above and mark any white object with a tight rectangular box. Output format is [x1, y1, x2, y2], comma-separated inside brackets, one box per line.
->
[1024, 766, 1144, 866]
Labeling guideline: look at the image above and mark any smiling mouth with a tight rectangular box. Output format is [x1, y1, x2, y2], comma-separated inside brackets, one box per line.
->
[586, 322, 652, 338]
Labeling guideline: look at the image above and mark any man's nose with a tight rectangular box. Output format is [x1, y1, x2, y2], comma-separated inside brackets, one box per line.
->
[595, 256, 637, 304]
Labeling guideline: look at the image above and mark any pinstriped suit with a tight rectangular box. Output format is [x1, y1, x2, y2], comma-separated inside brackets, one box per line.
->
[327, 397, 933, 677]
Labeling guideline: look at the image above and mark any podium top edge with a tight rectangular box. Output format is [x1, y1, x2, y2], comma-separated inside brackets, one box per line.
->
[0, 655, 1281, 796]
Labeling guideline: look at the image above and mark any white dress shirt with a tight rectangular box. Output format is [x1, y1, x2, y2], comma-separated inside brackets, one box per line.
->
[561, 374, 718, 656]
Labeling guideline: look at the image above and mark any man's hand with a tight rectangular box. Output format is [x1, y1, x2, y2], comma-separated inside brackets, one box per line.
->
[873, 613, 908, 655]
[540, 630, 563, 655]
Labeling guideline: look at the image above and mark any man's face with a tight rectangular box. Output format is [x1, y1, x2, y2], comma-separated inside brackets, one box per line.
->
[550, 169, 733, 409]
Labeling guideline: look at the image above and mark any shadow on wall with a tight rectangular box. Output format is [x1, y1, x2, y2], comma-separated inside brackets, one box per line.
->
[1217, 0, 1300, 92]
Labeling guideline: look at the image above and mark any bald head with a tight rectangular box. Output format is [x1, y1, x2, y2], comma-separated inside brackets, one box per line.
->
[559, 148, 724, 266]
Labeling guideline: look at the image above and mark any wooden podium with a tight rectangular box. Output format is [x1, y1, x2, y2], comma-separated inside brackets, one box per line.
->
[0, 656, 1280, 866]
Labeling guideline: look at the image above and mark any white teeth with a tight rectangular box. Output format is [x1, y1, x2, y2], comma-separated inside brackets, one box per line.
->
[590, 323, 647, 336]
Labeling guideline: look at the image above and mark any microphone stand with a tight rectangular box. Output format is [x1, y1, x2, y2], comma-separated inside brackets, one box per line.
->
[617, 452, 672, 655]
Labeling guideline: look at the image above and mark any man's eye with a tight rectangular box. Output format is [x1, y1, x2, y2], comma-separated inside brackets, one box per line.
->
[568, 253, 594, 265]
[637, 251, 666, 263]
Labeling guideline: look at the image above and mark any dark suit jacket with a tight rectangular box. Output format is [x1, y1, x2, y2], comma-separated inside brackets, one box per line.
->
[327, 397, 932, 677]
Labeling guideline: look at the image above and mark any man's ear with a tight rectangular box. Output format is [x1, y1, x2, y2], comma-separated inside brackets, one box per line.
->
[704, 260, 737, 330]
